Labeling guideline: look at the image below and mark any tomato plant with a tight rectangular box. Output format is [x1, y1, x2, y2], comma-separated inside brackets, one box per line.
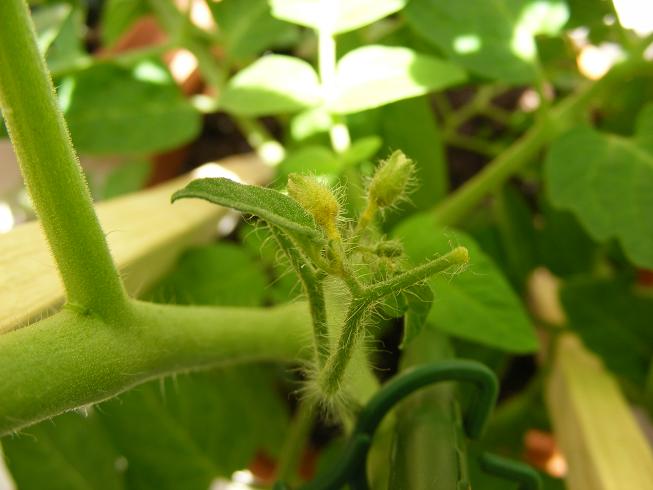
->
[1, 0, 653, 489]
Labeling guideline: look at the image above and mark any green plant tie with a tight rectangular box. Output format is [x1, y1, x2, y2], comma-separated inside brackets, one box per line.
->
[479, 452, 542, 490]
[275, 360, 542, 490]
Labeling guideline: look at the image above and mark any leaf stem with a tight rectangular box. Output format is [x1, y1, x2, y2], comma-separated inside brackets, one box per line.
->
[365, 247, 469, 302]
[271, 228, 330, 367]
[319, 247, 469, 399]
[318, 297, 369, 398]
[0, 0, 127, 319]
[317, 12, 351, 153]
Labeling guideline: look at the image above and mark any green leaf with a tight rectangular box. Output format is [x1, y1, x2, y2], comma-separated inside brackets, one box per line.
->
[150, 243, 268, 307]
[331, 45, 466, 114]
[100, 0, 150, 47]
[220, 55, 321, 116]
[401, 282, 434, 347]
[98, 366, 289, 489]
[45, 5, 89, 74]
[404, 0, 569, 83]
[536, 197, 597, 277]
[290, 107, 333, 141]
[381, 96, 448, 211]
[208, 0, 297, 60]
[3, 411, 124, 490]
[238, 224, 301, 303]
[339, 136, 382, 166]
[393, 213, 538, 352]
[492, 186, 538, 288]
[561, 278, 653, 387]
[60, 61, 201, 154]
[635, 102, 653, 154]
[544, 126, 653, 268]
[269, 0, 408, 34]
[101, 160, 151, 200]
[172, 177, 323, 240]
[32, 3, 73, 55]
[278, 146, 341, 183]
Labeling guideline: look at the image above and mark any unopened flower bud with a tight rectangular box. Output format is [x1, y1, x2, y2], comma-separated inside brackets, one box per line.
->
[287, 173, 340, 239]
[375, 240, 404, 258]
[368, 150, 415, 209]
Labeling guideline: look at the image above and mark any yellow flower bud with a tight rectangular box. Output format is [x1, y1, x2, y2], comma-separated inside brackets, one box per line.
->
[368, 150, 415, 209]
[287, 173, 340, 239]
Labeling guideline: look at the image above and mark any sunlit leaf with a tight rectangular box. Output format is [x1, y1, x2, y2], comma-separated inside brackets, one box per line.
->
[172, 177, 323, 240]
[220, 55, 321, 116]
[208, 0, 297, 60]
[331, 45, 466, 114]
[394, 213, 538, 352]
[269, 0, 408, 34]
[290, 106, 333, 141]
[405, 0, 569, 83]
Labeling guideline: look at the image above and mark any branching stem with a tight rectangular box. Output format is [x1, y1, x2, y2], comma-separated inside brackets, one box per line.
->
[318, 247, 469, 399]
[0, 0, 127, 320]
[432, 57, 650, 226]
[271, 228, 330, 367]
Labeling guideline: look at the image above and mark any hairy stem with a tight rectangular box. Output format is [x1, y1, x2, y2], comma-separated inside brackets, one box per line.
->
[271, 228, 330, 367]
[366, 247, 469, 302]
[318, 247, 469, 399]
[318, 298, 369, 398]
[0, 0, 127, 319]
[0, 300, 313, 436]
[355, 200, 378, 234]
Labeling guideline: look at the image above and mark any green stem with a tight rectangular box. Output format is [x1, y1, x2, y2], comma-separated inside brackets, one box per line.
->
[0, 299, 313, 436]
[319, 247, 469, 398]
[234, 116, 286, 165]
[0, 0, 127, 319]
[271, 228, 330, 367]
[366, 247, 469, 302]
[276, 401, 316, 483]
[442, 85, 496, 138]
[355, 200, 378, 234]
[432, 57, 648, 226]
[317, 16, 350, 153]
[318, 297, 369, 398]
[445, 133, 503, 157]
